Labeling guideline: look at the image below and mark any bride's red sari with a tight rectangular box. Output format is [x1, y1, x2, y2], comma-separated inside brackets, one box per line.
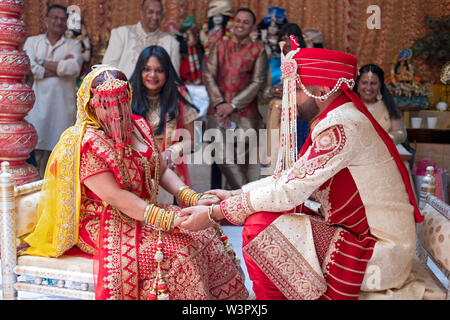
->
[77, 115, 247, 300]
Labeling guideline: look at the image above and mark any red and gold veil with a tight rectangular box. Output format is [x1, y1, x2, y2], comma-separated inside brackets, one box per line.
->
[24, 65, 133, 257]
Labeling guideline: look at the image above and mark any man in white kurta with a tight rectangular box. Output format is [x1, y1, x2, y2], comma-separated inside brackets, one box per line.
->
[24, 4, 83, 177]
[102, 0, 180, 78]
[179, 45, 425, 300]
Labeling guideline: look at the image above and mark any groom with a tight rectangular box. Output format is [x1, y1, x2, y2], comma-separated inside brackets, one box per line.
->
[179, 40, 423, 300]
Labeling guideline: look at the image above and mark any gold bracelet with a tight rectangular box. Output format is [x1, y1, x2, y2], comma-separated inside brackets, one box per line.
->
[155, 208, 165, 228]
[178, 186, 209, 207]
[189, 192, 202, 206]
[207, 205, 220, 226]
[161, 210, 169, 230]
[144, 204, 152, 224]
[167, 210, 178, 231]
[177, 186, 192, 205]
[144, 204, 157, 225]
[161, 210, 177, 231]
[177, 186, 189, 200]
[199, 194, 217, 200]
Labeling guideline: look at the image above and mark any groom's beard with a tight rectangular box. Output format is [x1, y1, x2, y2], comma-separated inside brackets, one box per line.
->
[298, 97, 320, 122]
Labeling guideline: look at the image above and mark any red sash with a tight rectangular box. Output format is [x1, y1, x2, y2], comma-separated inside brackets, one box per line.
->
[345, 91, 421, 222]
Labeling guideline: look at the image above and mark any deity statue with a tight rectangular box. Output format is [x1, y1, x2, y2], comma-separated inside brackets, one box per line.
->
[199, 0, 233, 59]
[386, 48, 431, 107]
[257, 6, 288, 58]
[176, 15, 204, 84]
[302, 27, 324, 48]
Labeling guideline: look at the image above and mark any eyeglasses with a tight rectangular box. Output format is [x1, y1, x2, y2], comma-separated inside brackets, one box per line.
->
[47, 15, 67, 22]
[143, 10, 162, 16]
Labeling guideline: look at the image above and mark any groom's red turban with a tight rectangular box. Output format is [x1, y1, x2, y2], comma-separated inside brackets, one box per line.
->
[281, 36, 422, 223]
[294, 47, 358, 90]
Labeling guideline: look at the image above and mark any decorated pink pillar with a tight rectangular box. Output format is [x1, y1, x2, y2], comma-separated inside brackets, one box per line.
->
[0, 0, 39, 185]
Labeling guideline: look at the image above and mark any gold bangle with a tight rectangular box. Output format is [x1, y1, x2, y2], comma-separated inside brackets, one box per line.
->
[161, 210, 169, 230]
[178, 186, 193, 205]
[167, 210, 177, 231]
[151, 206, 160, 225]
[199, 194, 217, 200]
[189, 192, 201, 206]
[207, 205, 220, 226]
[178, 186, 207, 207]
[144, 204, 152, 224]
[165, 211, 173, 231]
[185, 190, 198, 206]
[155, 208, 165, 228]
[177, 186, 189, 199]
[162, 210, 177, 231]
[151, 205, 159, 225]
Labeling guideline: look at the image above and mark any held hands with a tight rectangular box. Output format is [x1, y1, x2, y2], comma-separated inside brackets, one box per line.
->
[173, 214, 189, 229]
[204, 189, 242, 201]
[179, 205, 223, 232]
[196, 194, 220, 206]
[179, 206, 213, 231]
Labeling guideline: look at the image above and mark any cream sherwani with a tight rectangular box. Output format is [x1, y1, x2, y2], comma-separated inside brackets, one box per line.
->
[366, 100, 407, 145]
[221, 101, 423, 299]
[24, 34, 83, 151]
[102, 22, 180, 78]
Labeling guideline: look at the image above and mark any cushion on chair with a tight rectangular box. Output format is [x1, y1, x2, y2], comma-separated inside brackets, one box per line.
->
[417, 203, 450, 273]
[15, 191, 40, 238]
[410, 256, 446, 300]
[17, 255, 93, 274]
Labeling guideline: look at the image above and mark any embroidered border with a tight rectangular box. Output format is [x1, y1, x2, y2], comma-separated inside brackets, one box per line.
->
[220, 193, 254, 226]
[244, 223, 327, 300]
[288, 125, 346, 182]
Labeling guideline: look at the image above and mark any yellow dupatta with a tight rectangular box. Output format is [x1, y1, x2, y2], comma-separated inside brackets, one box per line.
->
[24, 65, 121, 257]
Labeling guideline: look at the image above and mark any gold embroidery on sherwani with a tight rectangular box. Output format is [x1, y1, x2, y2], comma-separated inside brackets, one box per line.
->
[322, 229, 346, 275]
[288, 125, 346, 181]
[221, 193, 254, 226]
[312, 181, 332, 218]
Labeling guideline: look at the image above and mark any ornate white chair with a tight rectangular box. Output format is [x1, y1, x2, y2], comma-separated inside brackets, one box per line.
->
[0, 161, 94, 300]
[413, 192, 449, 299]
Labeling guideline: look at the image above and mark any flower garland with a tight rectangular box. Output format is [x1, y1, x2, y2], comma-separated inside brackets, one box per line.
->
[201, 16, 233, 55]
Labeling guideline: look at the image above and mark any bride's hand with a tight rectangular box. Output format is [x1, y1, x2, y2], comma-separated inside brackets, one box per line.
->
[197, 194, 220, 206]
[178, 206, 214, 231]
[204, 189, 242, 201]
[173, 214, 189, 228]
[204, 189, 233, 201]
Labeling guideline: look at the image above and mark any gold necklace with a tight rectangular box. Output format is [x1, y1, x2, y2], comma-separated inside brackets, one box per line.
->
[131, 129, 160, 204]
[147, 94, 160, 110]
